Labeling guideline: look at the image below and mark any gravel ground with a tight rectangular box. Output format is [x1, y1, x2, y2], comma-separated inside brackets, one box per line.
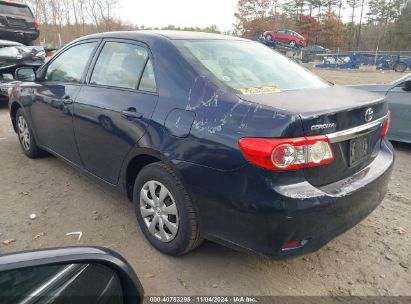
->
[0, 69, 410, 296]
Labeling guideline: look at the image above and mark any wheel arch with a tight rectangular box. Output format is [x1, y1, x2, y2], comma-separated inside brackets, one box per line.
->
[121, 148, 183, 202]
[10, 102, 22, 133]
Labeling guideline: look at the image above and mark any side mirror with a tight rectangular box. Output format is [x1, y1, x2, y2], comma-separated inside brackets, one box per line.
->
[15, 67, 36, 82]
[0, 247, 144, 304]
[403, 80, 411, 92]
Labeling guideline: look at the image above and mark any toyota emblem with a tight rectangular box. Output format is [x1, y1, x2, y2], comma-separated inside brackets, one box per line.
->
[365, 108, 373, 122]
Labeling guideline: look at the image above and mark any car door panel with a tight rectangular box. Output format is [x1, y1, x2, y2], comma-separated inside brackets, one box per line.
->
[73, 40, 158, 184]
[30, 84, 81, 163]
[387, 85, 411, 142]
[73, 87, 157, 184]
[29, 41, 99, 164]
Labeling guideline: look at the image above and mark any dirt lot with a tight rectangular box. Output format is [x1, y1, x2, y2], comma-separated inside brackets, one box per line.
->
[0, 69, 410, 297]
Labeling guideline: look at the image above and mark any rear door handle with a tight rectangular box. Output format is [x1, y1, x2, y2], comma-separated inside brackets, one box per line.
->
[121, 108, 143, 119]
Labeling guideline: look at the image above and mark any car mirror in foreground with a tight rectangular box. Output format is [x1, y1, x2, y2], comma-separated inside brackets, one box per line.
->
[0, 247, 144, 304]
[15, 68, 36, 82]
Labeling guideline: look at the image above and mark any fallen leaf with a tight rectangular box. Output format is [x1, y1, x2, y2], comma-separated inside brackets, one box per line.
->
[2, 239, 16, 245]
[144, 272, 155, 279]
[394, 227, 406, 235]
[20, 191, 30, 196]
[33, 232, 45, 240]
[178, 278, 187, 288]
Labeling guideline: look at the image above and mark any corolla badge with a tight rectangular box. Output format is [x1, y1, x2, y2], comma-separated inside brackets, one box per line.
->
[365, 108, 374, 122]
[311, 123, 336, 131]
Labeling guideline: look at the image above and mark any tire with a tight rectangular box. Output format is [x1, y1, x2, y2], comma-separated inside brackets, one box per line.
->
[16, 108, 45, 158]
[289, 40, 296, 47]
[394, 62, 407, 73]
[265, 34, 273, 41]
[133, 162, 203, 256]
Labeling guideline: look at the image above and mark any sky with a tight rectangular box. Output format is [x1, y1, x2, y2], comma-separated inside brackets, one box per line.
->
[118, 0, 238, 32]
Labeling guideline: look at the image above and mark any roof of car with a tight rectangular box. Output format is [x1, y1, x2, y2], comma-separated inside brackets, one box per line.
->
[77, 30, 247, 43]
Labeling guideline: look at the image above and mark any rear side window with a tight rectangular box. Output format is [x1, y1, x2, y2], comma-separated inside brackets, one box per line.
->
[138, 59, 157, 93]
[45, 42, 97, 83]
[0, 4, 33, 17]
[90, 42, 148, 90]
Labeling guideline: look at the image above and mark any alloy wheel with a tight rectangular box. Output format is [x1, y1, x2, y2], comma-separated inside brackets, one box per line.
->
[140, 180, 179, 242]
[17, 116, 30, 151]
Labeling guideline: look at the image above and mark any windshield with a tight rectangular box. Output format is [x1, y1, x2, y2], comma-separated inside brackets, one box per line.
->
[176, 39, 329, 94]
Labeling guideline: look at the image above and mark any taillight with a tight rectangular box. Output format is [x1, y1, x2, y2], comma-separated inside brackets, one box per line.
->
[34, 19, 39, 29]
[381, 111, 391, 138]
[238, 135, 334, 171]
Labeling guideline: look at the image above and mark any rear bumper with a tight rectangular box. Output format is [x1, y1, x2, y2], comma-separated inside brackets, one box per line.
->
[176, 139, 394, 258]
[0, 28, 39, 43]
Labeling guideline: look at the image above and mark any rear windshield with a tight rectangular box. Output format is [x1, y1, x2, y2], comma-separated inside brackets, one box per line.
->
[176, 40, 329, 94]
[0, 4, 32, 17]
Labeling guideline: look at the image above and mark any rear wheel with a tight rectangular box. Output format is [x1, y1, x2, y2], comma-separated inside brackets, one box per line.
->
[265, 34, 273, 41]
[394, 62, 407, 72]
[133, 162, 203, 256]
[16, 108, 45, 158]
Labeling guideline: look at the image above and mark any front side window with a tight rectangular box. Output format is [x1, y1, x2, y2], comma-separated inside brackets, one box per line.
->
[45, 42, 97, 83]
[90, 42, 148, 90]
[176, 40, 328, 94]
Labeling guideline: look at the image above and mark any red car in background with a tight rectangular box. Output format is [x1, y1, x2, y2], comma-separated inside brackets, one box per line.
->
[263, 29, 307, 47]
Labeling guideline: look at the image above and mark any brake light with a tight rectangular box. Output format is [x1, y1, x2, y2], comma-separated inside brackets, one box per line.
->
[380, 111, 391, 138]
[238, 135, 334, 171]
[34, 19, 39, 29]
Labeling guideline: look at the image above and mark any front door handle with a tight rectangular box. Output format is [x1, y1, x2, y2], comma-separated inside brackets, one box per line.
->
[121, 108, 143, 119]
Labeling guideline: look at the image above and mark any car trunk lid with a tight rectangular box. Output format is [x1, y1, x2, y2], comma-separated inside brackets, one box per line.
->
[239, 85, 388, 186]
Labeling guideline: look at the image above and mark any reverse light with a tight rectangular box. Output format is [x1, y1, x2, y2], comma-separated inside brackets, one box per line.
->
[238, 135, 334, 171]
[380, 111, 391, 138]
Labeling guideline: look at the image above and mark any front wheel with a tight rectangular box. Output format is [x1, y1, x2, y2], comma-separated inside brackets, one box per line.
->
[289, 40, 296, 47]
[16, 108, 45, 158]
[133, 162, 203, 256]
[265, 34, 273, 41]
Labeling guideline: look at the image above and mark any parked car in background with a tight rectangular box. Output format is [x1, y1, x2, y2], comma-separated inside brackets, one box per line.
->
[0, 0, 39, 45]
[263, 29, 306, 47]
[301, 45, 330, 63]
[8, 31, 393, 258]
[350, 73, 411, 143]
[392, 56, 411, 72]
[0, 39, 45, 100]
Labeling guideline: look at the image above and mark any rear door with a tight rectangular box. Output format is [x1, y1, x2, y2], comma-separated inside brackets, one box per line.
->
[73, 39, 158, 184]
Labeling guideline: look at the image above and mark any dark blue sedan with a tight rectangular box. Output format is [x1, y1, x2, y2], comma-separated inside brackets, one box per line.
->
[8, 31, 394, 258]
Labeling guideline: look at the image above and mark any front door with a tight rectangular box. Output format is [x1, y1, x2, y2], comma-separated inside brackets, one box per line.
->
[29, 41, 99, 164]
[73, 40, 158, 184]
